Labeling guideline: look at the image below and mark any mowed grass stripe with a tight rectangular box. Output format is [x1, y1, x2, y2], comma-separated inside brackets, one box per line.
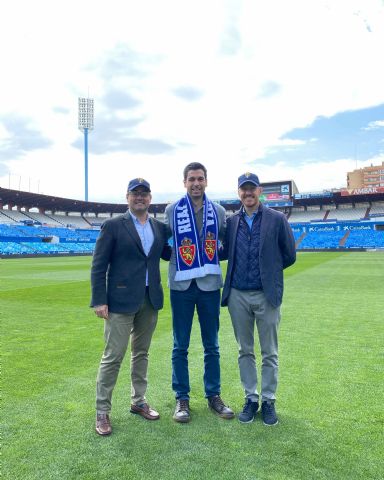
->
[280, 252, 383, 479]
[2, 253, 384, 480]
[0, 256, 91, 291]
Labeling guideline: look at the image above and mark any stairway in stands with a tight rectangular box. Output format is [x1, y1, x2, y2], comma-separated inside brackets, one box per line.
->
[295, 232, 306, 248]
[339, 230, 350, 246]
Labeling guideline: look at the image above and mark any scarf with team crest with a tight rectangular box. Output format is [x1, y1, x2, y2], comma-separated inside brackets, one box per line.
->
[173, 194, 221, 281]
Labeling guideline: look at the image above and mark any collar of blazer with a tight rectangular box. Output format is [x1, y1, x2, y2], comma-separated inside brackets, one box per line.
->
[122, 211, 158, 256]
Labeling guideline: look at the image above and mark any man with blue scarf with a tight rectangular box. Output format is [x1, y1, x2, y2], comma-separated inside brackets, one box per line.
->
[165, 162, 234, 423]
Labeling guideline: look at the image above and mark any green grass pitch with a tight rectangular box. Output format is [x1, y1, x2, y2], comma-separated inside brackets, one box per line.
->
[2, 252, 383, 479]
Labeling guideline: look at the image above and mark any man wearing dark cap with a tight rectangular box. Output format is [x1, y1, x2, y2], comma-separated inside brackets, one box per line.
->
[91, 178, 170, 435]
[221, 172, 296, 426]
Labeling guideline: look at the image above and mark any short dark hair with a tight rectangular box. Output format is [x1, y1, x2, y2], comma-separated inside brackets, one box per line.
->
[183, 162, 207, 180]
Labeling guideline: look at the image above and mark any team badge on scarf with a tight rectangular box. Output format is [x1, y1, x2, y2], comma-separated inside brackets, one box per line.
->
[173, 194, 221, 281]
[204, 231, 217, 261]
[179, 237, 196, 267]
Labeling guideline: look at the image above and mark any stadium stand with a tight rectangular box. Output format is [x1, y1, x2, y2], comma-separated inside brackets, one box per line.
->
[298, 230, 347, 249]
[0, 241, 35, 255]
[331, 205, 368, 221]
[0, 219, 98, 256]
[21, 211, 64, 226]
[344, 229, 384, 249]
[288, 207, 325, 223]
[369, 202, 384, 220]
[50, 213, 91, 228]
[0, 209, 31, 223]
[0, 210, 12, 224]
[1, 186, 384, 256]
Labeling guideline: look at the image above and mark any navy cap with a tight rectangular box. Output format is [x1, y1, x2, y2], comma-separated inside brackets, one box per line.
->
[238, 172, 260, 188]
[127, 178, 151, 192]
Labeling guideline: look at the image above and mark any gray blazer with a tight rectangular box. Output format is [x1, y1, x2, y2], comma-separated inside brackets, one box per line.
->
[90, 212, 170, 313]
[164, 200, 226, 291]
[221, 206, 296, 308]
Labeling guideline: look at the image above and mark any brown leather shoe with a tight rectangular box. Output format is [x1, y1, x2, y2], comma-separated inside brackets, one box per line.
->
[96, 413, 112, 436]
[130, 403, 160, 420]
[208, 395, 235, 419]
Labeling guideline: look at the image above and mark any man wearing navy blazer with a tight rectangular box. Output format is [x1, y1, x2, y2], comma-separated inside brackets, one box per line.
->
[221, 172, 296, 426]
[91, 178, 170, 436]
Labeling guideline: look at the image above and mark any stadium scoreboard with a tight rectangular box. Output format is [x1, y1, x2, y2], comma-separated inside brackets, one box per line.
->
[219, 180, 297, 208]
[259, 180, 295, 207]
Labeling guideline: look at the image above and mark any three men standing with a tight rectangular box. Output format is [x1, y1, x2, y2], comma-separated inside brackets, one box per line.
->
[91, 169, 296, 433]
[165, 162, 234, 422]
[91, 178, 170, 435]
[221, 173, 296, 425]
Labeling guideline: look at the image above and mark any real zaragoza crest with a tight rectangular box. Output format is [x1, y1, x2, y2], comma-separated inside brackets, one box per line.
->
[204, 231, 216, 261]
[179, 237, 196, 267]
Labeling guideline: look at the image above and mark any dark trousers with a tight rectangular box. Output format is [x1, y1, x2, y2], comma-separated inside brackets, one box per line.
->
[170, 283, 221, 400]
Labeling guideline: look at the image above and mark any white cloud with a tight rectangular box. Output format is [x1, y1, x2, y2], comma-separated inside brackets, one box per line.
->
[1, 0, 384, 203]
[365, 121, 384, 130]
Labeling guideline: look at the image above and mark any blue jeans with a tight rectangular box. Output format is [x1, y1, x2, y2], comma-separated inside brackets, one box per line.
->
[170, 282, 221, 400]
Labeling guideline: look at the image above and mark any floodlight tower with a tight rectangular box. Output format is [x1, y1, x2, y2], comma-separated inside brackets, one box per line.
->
[78, 97, 94, 201]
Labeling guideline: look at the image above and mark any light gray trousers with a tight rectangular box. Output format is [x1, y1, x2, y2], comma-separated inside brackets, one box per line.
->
[96, 293, 158, 413]
[228, 288, 281, 403]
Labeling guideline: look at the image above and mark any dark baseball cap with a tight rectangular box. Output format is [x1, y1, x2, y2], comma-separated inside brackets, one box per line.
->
[127, 178, 151, 192]
[238, 172, 260, 188]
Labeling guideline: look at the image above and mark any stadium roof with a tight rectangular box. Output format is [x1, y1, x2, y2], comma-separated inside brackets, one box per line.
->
[1, 186, 383, 215]
[0, 188, 128, 214]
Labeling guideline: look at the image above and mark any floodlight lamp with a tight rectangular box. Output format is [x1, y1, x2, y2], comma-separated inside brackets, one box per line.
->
[78, 97, 94, 131]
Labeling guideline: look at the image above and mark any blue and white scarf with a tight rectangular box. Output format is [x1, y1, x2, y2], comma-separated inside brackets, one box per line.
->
[173, 194, 221, 281]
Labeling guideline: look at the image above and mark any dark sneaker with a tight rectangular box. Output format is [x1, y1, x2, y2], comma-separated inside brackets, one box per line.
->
[95, 413, 112, 436]
[208, 395, 235, 419]
[173, 399, 190, 423]
[261, 401, 278, 426]
[238, 399, 259, 423]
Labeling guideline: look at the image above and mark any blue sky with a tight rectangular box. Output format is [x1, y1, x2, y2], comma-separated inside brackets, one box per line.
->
[268, 104, 384, 165]
[0, 0, 384, 203]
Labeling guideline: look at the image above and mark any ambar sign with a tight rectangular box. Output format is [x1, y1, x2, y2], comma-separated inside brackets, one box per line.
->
[341, 187, 384, 196]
